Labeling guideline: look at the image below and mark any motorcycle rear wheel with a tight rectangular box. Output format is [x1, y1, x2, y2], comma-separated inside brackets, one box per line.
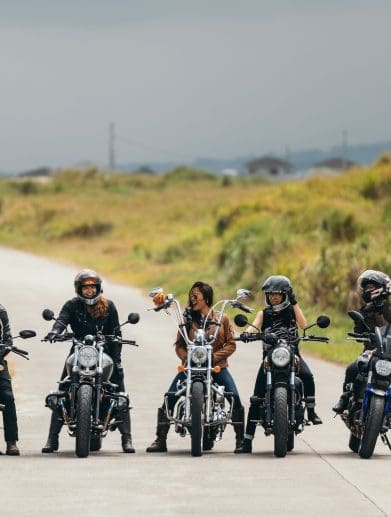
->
[359, 395, 384, 459]
[191, 381, 204, 457]
[90, 433, 102, 452]
[273, 386, 288, 458]
[75, 384, 93, 458]
[348, 433, 360, 453]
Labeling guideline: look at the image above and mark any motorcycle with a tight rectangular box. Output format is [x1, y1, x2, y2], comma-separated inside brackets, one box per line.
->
[235, 314, 330, 457]
[0, 329, 36, 413]
[339, 310, 391, 459]
[148, 287, 253, 457]
[42, 309, 139, 458]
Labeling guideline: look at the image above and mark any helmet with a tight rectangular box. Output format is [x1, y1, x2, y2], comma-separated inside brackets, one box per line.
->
[261, 275, 292, 312]
[74, 269, 102, 306]
[357, 270, 390, 304]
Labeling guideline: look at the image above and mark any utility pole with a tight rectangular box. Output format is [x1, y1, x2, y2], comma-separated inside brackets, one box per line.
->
[342, 129, 348, 170]
[108, 122, 116, 170]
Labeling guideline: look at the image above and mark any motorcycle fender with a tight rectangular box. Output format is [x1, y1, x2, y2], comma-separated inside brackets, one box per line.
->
[273, 381, 288, 389]
[366, 386, 386, 397]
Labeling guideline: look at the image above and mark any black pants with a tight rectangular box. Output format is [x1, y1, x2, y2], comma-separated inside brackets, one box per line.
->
[0, 378, 18, 442]
[244, 358, 316, 437]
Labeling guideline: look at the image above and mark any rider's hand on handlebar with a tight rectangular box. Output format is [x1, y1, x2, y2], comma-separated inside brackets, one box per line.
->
[240, 332, 253, 342]
[44, 331, 58, 342]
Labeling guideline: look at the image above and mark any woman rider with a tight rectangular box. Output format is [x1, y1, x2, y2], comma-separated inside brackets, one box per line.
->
[146, 281, 245, 453]
[41, 269, 135, 453]
[235, 275, 322, 454]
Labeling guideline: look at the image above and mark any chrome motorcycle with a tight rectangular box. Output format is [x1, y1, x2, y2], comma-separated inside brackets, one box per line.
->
[42, 309, 139, 458]
[149, 287, 252, 457]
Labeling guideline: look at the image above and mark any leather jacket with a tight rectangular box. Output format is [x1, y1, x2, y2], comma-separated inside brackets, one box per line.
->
[0, 304, 13, 380]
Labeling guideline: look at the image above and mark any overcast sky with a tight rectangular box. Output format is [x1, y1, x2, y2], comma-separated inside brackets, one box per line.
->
[1, 0, 390, 171]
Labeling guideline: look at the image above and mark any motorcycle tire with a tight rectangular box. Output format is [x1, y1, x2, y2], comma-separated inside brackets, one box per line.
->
[287, 432, 295, 452]
[273, 386, 288, 458]
[359, 395, 385, 459]
[348, 433, 360, 453]
[191, 381, 204, 457]
[75, 384, 93, 458]
[90, 433, 102, 452]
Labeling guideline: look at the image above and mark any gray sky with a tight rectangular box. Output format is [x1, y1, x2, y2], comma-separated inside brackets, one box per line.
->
[1, 0, 390, 171]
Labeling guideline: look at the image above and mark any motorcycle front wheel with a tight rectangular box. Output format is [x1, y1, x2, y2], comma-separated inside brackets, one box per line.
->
[191, 381, 204, 457]
[359, 395, 385, 459]
[273, 386, 288, 458]
[75, 384, 93, 458]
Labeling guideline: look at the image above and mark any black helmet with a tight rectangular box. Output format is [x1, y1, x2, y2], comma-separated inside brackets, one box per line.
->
[74, 269, 102, 306]
[357, 270, 390, 304]
[261, 275, 292, 312]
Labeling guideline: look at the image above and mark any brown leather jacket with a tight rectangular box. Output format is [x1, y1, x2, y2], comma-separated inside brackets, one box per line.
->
[174, 311, 236, 368]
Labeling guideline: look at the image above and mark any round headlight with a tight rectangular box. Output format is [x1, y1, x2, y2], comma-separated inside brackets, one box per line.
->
[271, 346, 290, 367]
[375, 359, 391, 377]
[78, 346, 98, 368]
[192, 346, 208, 365]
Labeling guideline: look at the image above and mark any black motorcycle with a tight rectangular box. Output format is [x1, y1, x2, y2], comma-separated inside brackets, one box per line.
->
[42, 309, 139, 458]
[235, 314, 330, 457]
[339, 310, 391, 458]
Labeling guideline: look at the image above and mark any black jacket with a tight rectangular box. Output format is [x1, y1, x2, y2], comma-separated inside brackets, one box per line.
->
[261, 305, 300, 353]
[51, 297, 122, 364]
[0, 304, 13, 380]
[354, 299, 391, 350]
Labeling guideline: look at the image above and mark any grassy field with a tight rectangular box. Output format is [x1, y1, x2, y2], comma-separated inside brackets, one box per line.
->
[1, 159, 390, 364]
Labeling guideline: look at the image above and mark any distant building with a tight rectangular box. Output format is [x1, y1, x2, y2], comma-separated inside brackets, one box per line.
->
[244, 156, 293, 180]
[19, 166, 52, 178]
[312, 157, 356, 173]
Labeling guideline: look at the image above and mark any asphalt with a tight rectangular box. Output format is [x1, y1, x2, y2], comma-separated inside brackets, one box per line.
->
[0, 246, 390, 516]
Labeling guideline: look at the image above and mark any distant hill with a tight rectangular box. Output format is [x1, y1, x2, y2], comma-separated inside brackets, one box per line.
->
[119, 140, 391, 174]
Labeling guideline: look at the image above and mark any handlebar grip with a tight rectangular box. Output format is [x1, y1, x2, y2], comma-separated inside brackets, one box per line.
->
[154, 302, 169, 312]
[13, 346, 28, 355]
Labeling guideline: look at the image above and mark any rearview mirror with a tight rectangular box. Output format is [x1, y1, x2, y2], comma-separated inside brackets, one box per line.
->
[148, 287, 163, 298]
[234, 314, 248, 327]
[348, 310, 371, 332]
[127, 313, 140, 325]
[236, 288, 251, 300]
[316, 315, 330, 329]
[42, 309, 54, 321]
[19, 330, 36, 339]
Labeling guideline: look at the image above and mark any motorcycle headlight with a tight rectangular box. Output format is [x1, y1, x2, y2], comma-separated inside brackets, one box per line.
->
[375, 359, 391, 377]
[192, 346, 208, 365]
[271, 346, 290, 367]
[78, 346, 98, 368]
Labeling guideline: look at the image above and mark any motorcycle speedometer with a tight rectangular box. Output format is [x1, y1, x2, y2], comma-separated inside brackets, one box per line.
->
[192, 346, 208, 365]
[271, 346, 290, 368]
[375, 359, 391, 377]
[78, 346, 98, 368]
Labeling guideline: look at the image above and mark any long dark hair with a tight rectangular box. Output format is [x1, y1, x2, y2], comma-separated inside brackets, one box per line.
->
[185, 281, 214, 326]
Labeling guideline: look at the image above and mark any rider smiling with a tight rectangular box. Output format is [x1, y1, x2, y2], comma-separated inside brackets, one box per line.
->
[146, 281, 245, 453]
[41, 269, 135, 454]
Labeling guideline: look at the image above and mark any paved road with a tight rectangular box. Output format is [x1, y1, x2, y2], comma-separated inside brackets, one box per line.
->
[1, 247, 390, 517]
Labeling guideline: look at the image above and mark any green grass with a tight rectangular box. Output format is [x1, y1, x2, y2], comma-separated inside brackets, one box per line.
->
[1, 161, 390, 365]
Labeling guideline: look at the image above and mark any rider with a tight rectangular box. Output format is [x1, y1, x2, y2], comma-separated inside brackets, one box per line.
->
[146, 281, 245, 453]
[0, 305, 20, 455]
[41, 269, 135, 453]
[235, 275, 322, 454]
[333, 269, 391, 414]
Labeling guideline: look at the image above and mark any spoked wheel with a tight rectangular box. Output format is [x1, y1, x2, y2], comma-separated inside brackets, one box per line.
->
[273, 386, 288, 458]
[191, 381, 204, 457]
[75, 384, 93, 458]
[348, 433, 360, 453]
[359, 396, 384, 459]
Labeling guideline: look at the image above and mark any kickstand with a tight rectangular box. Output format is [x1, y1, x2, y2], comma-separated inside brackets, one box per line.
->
[381, 433, 391, 451]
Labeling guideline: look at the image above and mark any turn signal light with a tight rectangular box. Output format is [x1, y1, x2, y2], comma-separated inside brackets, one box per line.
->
[177, 364, 185, 372]
[213, 365, 221, 373]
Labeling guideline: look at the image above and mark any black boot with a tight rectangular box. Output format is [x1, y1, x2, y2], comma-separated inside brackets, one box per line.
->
[332, 393, 349, 414]
[232, 405, 245, 452]
[305, 397, 322, 425]
[118, 409, 135, 453]
[234, 436, 252, 454]
[42, 412, 63, 453]
[146, 408, 170, 452]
